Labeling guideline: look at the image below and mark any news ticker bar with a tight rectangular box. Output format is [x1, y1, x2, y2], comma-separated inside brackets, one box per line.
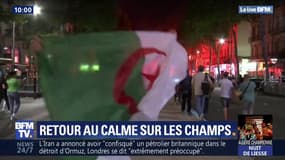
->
[17, 121, 237, 139]
[0, 140, 284, 156]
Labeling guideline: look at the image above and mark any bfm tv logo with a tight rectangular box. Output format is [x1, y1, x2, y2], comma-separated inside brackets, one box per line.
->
[15, 120, 34, 139]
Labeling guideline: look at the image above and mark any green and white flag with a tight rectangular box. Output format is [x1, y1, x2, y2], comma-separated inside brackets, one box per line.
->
[40, 31, 187, 122]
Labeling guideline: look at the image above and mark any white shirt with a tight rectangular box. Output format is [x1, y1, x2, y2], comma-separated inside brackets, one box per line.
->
[220, 78, 233, 98]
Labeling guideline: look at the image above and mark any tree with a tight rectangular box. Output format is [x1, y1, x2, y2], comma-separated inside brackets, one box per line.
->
[177, 0, 240, 79]
[0, 0, 30, 23]
[3, 0, 278, 78]
[0, 1, 29, 37]
[59, 0, 118, 32]
[179, 0, 279, 78]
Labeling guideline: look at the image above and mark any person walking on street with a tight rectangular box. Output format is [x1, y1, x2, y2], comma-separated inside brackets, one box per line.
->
[219, 72, 234, 120]
[192, 65, 213, 120]
[1, 76, 10, 112]
[7, 71, 21, 120]
[180, 70, 192, 115]
[238, 74, 243, 85]
[203, 73, 215, 119]
[239, 75, 256, 115]
[174, 82, 182, 104]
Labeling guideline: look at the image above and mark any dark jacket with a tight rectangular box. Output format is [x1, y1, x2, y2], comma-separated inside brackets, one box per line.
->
[180, 75, 192, 94]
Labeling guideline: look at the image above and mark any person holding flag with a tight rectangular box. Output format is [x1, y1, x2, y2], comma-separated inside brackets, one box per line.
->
[31, 30, 188, 120]
[31, 30, 188, 160]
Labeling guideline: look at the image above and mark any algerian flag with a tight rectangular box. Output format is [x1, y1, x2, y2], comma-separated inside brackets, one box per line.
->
[39, 31, 187, 160]
[39, 31, 187, 121]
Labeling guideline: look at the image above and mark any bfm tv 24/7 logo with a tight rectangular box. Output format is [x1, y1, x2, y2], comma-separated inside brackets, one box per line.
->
[15, 120, 34, 139]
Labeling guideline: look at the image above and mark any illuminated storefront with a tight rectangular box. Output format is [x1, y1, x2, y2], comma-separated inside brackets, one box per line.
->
[249, 3, 285, 82]
[0, 46, 40, 97]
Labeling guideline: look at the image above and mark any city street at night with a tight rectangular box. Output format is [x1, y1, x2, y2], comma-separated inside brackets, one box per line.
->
[1, 0, 285, 159]
[0, 89, 285, 159]
[1, 89, 285, 139]
[207, 88, 285, 139]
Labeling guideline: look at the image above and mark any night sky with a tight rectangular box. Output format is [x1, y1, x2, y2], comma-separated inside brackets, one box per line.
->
[118, 0, 187, 30]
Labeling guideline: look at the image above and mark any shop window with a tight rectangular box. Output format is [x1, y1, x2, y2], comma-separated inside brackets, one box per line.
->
[25, 55, 30, 65]
[14, 48, 20, 64]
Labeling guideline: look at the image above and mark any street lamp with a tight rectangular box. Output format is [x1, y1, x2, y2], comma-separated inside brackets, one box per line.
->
[216, 38, 225, 80]
[33, 4, 42, 16]
[12, 5, 42, 69]
[219, 38, 225, 44]
[11, 4, 42, 97]
[271, 58, 278, 64]
[11, 21, 16, 69]
[195, 50, 200, 69]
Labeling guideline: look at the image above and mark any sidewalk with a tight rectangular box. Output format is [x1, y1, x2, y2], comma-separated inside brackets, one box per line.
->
[0, 97, 49, 139]
[159, 99, 198, 121]
[264, 82, 285, 97]
[145, 89, 283, 160]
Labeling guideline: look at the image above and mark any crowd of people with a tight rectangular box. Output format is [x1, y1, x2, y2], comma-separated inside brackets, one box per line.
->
[0, 70, 22, 120]
[175, 65, 257, 121]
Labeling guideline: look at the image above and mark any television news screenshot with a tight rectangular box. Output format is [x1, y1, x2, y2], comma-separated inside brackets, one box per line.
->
[0, 0, 284, 160]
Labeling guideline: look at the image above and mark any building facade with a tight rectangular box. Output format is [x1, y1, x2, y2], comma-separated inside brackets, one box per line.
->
[249, 2, 285, 81]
